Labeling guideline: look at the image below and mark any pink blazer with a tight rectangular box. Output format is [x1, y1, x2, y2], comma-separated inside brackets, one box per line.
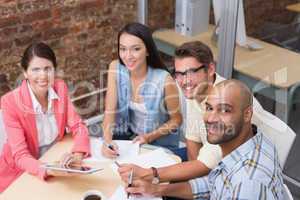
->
[0, 79, 90, 192]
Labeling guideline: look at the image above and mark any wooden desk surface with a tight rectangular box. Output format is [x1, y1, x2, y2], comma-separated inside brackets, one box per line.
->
[286, 3, 300, 13]
[1, 137, 180, 200]
[153, 28, 300, 89]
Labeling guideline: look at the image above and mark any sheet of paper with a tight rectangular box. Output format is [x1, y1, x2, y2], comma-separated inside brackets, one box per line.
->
[109, 185, 162, 200]
[111, 148, 177, 173]
[84, 138, 140, 162]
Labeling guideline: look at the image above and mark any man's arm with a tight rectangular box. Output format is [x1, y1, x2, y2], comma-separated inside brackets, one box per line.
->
[157, 160, 210, 182]
[186, 139, 202, 160]
[118, 160, 210, 183]
[126, 176, 211, 200]
[126, 180, 194, 199]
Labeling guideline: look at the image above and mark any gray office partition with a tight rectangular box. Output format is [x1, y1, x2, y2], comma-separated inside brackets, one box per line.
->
[216, 0, 240, 79]
[137, 0, 148, 25]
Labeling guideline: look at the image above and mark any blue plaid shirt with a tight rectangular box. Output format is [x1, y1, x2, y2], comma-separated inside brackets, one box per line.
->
[189, 128, 284, 200]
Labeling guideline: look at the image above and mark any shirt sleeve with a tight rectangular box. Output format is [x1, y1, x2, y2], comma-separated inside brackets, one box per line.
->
[189, 176, 210, 200]
[61, 82, 90, 157]
[197, 143, 222, 169]
[184, 104, 205, 143]
[232, 179, 278, 200]
[184, 116, 203, 143]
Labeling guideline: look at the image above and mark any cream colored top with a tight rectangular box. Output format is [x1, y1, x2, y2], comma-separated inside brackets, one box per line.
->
[182, 74, 224, 169]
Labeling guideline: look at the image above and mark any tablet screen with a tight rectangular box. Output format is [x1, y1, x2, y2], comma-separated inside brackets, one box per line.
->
[42, 164, 102, 174]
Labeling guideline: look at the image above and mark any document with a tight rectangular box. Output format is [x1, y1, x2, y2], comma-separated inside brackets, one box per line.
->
[112, 148, 177, 173]
[109, 186, 162, 200]
[84, 138, 140, 162]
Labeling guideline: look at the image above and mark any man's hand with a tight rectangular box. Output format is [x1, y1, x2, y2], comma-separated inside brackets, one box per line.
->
[118, 164, 152, 183]
[126, 179, 161, 197]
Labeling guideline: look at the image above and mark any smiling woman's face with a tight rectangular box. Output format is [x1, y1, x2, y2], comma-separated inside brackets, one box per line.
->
[119, 33, 148, 71]
[24, 56, 55, 97]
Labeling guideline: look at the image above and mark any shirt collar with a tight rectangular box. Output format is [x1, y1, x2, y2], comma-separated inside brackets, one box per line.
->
[218, 125, 260, 172]
[27, 81, 59, 113]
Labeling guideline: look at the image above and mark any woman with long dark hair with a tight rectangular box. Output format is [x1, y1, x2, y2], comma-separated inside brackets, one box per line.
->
[101, 22, 182, 158]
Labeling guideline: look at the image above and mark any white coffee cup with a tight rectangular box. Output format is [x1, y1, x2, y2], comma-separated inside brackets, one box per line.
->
[81, 190, 106, 200]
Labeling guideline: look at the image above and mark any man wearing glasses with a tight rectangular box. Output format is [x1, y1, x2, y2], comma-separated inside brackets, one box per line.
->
[173, 41, 225, 167]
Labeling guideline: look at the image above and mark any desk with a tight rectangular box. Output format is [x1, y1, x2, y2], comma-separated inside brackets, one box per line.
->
[286, 3, 300, 31]
[286, 3, 300, 13]
[153, 28, 300, 123]
[1, 136, 180, 200]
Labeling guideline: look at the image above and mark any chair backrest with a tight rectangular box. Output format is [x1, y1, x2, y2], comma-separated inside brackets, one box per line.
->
[252, 105, 296, 167]
[283, 184, 294, 200]
[0, 110, 7, 153]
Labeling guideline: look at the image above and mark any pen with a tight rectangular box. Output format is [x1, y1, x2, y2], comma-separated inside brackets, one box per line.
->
[127, 169, 133, 199]
[104, 141, 119, 156]
[115, 161, 121, 167]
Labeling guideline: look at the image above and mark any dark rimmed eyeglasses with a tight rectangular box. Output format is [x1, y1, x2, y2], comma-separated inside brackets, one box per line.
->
[173, 64, 207, 79]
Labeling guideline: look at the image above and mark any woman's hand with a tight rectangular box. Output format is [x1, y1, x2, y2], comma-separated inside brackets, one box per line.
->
[45, 152, 85, 177]
[46, 168, 77, 177]
[59, 152, 84, 169]
[132, 135, 150, 145]
[101, 141, 119, 158]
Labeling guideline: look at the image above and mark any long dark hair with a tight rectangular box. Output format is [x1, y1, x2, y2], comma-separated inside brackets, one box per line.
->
[117, 22, 166, 70]
[21, 42, 57, 71]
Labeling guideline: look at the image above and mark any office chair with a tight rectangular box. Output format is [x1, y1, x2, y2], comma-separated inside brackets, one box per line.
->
[252, 105, 299, 197]
[252, 104, 296, 167]
[283, 184, 294, 200]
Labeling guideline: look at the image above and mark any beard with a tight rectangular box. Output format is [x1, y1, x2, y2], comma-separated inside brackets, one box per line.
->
[205, 118, 244, 145]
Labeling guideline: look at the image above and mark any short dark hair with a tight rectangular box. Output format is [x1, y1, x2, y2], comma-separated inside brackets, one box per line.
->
[174, 41, 214, 66]
[21, 42, 57, 71]
[117, 22, 166, 70]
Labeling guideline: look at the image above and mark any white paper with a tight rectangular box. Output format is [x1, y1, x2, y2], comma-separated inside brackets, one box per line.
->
[84, 138, 140, 162]
[109, 186, 162, 200]
[111, 148, 177, 173]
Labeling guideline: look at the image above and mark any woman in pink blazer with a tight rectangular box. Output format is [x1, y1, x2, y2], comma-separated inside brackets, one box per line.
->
[0, 42, 90, 192]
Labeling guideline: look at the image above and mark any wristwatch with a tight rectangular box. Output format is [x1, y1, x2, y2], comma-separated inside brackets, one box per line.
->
[151, 167, 160, 184]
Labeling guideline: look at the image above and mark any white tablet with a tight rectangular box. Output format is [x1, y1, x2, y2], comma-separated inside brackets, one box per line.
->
[42, 164, 103, 174]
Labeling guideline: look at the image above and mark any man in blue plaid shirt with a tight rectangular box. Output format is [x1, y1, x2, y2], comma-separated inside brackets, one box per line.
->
[125, 79, 284, 200]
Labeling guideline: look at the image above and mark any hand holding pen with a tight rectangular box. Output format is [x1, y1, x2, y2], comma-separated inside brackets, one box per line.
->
[120, 166, 158, 198]
[115, 161, 133, 199]
[101, 141, 120, 158]
[127, 169, 133, 199]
